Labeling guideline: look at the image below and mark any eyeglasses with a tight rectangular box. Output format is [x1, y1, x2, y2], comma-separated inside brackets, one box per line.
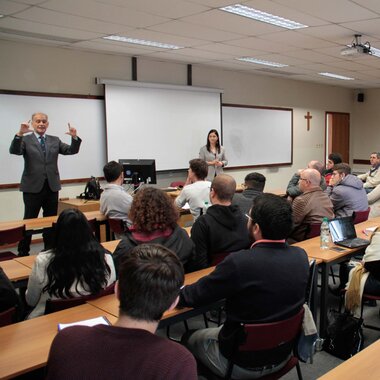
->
[299, 178, 308, 181]
[245, 213, 253, 222]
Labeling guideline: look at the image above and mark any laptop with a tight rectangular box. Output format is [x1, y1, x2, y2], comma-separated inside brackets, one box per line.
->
[328, 216, 370, 248]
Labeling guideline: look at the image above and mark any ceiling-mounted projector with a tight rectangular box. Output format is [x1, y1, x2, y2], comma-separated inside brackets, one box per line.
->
[341, 34, 371, 57]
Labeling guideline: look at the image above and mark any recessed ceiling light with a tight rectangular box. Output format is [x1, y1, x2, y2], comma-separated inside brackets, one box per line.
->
[103, 35, 183, 50]
[220, 4, 308, 30]
[237, 57, 288, 68]
[319, 72, 354, 81]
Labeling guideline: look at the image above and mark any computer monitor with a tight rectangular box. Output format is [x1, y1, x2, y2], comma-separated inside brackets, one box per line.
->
[118, 159, 157, 185]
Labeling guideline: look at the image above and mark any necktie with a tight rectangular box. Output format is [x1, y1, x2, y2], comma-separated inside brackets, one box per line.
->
[39, 136, 46, 156]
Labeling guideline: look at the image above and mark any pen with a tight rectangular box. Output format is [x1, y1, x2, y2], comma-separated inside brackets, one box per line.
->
[362, 230, 369, 236]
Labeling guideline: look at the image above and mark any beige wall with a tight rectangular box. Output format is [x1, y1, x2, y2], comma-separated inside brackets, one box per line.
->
[0, 39, 365, 221]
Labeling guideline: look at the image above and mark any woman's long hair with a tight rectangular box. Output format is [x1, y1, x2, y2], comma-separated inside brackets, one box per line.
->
[206, 129, 221, 153]
[43, 209, 111, 298]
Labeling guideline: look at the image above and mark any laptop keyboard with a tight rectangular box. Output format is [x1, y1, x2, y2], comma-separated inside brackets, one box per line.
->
[338, 238, 370, 248]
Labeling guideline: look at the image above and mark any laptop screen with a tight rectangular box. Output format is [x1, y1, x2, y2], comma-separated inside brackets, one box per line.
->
[328, 217, 357, 243]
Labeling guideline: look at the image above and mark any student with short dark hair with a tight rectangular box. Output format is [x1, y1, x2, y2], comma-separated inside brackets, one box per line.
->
[232, 172, 266, 214]
[46, 244, 197, 380]
[175, 158, 211, 220]
[323, 152, 343, 184]
[100, 160, 133, 225]
[325, 163, 368, 217]
[180, 194, 309, 379]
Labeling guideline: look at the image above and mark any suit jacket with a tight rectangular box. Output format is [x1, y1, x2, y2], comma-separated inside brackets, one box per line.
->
[199, 145, 227, 180]
[10, 133, 81, 193]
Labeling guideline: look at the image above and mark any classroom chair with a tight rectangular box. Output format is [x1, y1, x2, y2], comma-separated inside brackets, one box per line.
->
[352, 207, 370, 224]
[0, 307, 17, 327]
[0, 225, 25, 261]
[44, 283, 115, 314]
[108, 218, 126, 240]
[359, 293, 380, 331]
[170, 181, 185, 188]
[219, 308, 305, 380]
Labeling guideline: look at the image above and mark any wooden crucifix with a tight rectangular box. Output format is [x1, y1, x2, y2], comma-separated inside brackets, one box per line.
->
[304, 112, 312, 131]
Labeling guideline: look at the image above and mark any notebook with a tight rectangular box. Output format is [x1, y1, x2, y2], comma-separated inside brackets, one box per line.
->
[328, 216, 370, 248]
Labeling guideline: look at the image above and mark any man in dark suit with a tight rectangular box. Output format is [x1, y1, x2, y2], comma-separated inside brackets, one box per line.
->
[10, 112, 81, 256]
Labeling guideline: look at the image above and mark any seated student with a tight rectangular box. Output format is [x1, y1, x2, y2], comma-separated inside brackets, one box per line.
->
[100, 160, 133, 229]
[232, 172, 266, 215]
[345, 228, 380, 317]
[287, 160, 326, 201]
[191, 174, 251, 269]
[113, 188, 197, 272]
[368, 183, 380, 218]
[180, 194, 309, 379]
[289, 168, 334, 242]
[0, 267, 23, 320]
[357, 152, 380, 193]
[325, 163, 368, 217]
[323, 152, 342, 184]
[25, 209, 116, 319]
[46, 244, 197, 380]
[175, 158, 211, 220]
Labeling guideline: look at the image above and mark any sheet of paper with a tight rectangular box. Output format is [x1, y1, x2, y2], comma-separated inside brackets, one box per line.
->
[58, 316, 110, 331]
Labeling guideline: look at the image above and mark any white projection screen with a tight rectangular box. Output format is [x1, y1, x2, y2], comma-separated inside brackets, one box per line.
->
[103, 81, 222, 171]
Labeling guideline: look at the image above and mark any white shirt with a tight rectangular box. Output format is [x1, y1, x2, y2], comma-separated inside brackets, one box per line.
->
[100, 183, 133, 224]
[175, 180, 211, 219]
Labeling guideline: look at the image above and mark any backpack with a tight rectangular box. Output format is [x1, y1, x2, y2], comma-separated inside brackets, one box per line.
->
[323, 310, 364, 360]
[81, 176, 102, 200]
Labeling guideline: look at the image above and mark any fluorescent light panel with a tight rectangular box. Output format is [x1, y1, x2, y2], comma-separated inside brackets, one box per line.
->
[220, 4, 308, 30]
[103, 35, 183, 49]
[319, 72, 354, 81]
[237, 57, 288, 68]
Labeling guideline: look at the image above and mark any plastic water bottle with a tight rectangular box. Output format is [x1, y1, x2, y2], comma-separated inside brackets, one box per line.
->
[202, 201, 209, 215]
[320, 217, 330, 250]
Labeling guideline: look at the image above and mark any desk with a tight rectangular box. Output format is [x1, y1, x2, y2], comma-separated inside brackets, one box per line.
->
[88, 266, 216, 325]
[58, 198, 100, 213]
[14, 255, 37, 269]
[318, 339, 380, 380]
[0, 303, 117, 379]
[294, 217, 380, 337]
[0, 259, 31, 287]
[0, 211, 107, 243]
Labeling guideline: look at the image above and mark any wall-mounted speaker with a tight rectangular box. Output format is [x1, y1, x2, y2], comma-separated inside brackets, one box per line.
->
[357, 93, 364, 102]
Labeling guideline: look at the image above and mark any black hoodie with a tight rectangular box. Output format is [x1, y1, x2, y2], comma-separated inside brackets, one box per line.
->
[191, 204, 251, 268]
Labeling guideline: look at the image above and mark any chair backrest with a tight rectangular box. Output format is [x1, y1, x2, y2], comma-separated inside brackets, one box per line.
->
[304, 222, 321, 240]
[44, 283, 115, 314]
[210, 252, 230, 266]
[352, 207, 370, 224]
[239, 308, 305, 352]
[305, 260, 316, 306]
[108, 218, 125, 235]
[0, 307, 16, 327]
[0, 225, 25, 245]
[170, 181, 185, 188]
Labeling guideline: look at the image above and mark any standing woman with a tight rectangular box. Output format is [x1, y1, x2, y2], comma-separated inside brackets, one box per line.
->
[199, 129, 228, 180]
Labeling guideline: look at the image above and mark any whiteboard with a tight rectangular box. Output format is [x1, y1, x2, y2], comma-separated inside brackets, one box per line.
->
[104, 81, 222, 171]
[0, 92, 106, 186]
[222, 104, 293, 167]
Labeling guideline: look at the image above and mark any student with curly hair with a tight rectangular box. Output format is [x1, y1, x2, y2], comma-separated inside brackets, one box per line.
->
[25, 208, 116, 318]
[113, 187, 198, 273]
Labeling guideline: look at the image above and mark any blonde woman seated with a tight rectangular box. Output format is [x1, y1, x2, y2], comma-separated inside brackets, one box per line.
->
[25, 209, 116, 319]
[345, 227, 380, 317]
